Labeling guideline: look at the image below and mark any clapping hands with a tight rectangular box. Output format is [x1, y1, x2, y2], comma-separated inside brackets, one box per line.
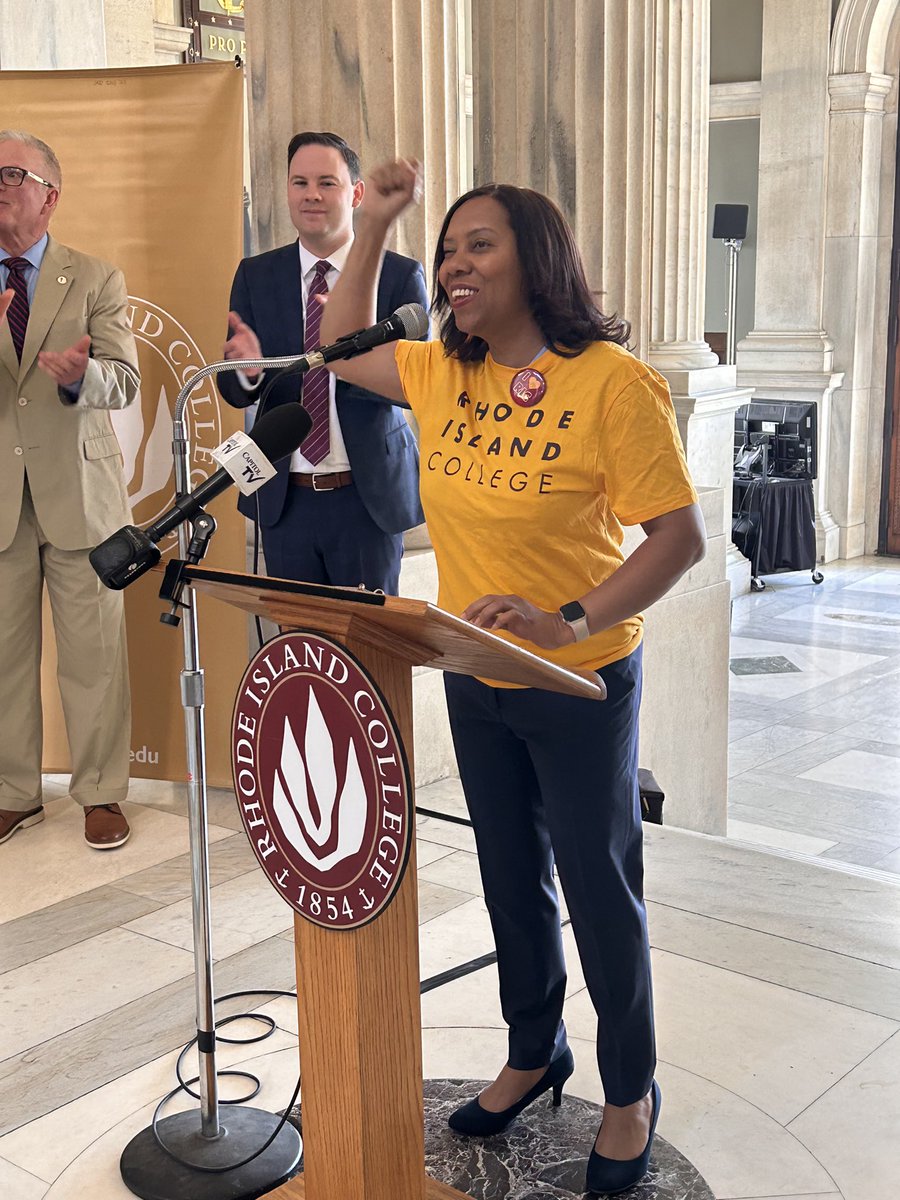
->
[1, 288, 90, 386]
[38, 335, 91, 388]
[224, 311, 263, 379]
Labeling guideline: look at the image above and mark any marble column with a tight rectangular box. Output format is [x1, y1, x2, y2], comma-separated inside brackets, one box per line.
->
[649, 0, 717, 371]
[648, 0, 751, 592]
[823, 71, 894, 558]
[736, 0, 843, 561]
[472, 0, 655, 355]
[243, 0, 461, 270]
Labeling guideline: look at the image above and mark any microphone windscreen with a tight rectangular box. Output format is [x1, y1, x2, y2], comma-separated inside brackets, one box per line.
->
[248, 403, 313, 463]
[394, 303, 429, 340]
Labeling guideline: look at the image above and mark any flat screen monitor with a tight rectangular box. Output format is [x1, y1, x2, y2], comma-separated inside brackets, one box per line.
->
[734, 399, 818, 480]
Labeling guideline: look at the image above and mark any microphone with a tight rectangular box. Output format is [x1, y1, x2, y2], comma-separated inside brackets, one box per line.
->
[255, 302, 429, 413]
[90, 404, 312, 590]
[294, 303, 429, 372]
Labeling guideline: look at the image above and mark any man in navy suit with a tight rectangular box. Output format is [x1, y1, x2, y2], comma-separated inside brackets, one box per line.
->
[218, 131, 428, 594]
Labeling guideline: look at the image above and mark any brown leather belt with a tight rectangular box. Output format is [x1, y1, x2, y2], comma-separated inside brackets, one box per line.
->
[289, 470, 353, 491]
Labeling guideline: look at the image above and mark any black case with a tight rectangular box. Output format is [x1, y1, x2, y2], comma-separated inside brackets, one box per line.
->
[638, 767, 664, 825]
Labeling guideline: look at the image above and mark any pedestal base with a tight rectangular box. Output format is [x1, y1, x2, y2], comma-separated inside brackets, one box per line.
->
[272, 1080, 714, 1200]
[120, 1107, 302, 1200]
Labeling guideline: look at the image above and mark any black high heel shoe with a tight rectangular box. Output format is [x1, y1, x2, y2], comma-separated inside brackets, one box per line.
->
[447, 1046, 575, 1136]
[585, 1079, 661, 1195]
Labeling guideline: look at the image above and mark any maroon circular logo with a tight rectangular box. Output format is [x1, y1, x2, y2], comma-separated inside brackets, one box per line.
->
[510, 368, 547, 407]
[231, 632, 412, 930]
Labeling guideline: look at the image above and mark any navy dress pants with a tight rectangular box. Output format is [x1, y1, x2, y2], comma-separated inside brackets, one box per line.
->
[443, 644, 655, 1107]
[261, 481, 403, 595]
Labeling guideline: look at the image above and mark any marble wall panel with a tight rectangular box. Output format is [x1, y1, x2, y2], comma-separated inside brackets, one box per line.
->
[0, 0, 106, 68]
[753, 0, 832, 333]
[878, 106, 898, 240]
[153, 0, 179, 22]
[103, 0, 156, 66]
[826, 92, 884, 240]
[640, 579, 732, 835]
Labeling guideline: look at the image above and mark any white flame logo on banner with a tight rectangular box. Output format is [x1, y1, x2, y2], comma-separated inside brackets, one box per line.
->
[113, 383, 171, 507]
[272, 689, 367, 872]
[112, 297, 224, 536]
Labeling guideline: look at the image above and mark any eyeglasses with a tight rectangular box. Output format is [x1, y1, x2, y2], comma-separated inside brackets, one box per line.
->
[0, 166, 55, 189]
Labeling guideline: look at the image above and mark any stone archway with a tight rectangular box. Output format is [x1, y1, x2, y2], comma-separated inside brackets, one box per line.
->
[832, 0, 900, 75]
[826, 0, 900, 554]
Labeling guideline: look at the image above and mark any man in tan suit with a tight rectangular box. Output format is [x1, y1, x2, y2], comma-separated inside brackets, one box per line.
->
[0, 130, 139, 849]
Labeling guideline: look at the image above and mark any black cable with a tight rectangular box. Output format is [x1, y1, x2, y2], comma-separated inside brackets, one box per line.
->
[415, 804, 473, 828]
[151, 988, 301, 1174]
[152, 802, 512, 1174]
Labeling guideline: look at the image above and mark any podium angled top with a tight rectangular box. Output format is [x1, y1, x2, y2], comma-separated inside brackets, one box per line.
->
[171, 563, 606, 700]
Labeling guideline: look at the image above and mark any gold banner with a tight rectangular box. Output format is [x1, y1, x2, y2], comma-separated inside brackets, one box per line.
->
[0, 63, 246, 787]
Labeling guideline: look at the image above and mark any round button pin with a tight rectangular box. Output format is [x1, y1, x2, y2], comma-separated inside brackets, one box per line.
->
[510, 368, 547, 407]
[57, 276, 67, 284]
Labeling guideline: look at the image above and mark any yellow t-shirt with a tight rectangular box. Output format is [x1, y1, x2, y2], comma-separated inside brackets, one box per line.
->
[395, 338, 698, 682]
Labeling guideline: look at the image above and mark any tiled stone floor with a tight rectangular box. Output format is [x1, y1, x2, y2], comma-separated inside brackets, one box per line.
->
[727, 555, 900, 874]
[1, 557, 899, 1199]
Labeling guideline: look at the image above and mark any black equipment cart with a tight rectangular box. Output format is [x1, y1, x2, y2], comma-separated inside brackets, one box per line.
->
[732, 401, 825, 593]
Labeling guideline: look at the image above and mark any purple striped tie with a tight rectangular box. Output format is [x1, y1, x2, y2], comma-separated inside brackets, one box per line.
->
[300, 259, 332, 466]
[2, 257, 30, 361]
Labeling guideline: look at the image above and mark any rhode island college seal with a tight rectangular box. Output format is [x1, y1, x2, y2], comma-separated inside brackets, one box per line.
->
[232, 632, 412, 930]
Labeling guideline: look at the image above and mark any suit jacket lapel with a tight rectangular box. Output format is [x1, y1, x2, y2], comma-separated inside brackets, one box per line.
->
[19, 237, 73, 381]
[0, 314, 16, 384]
[274, 241, 303, 353]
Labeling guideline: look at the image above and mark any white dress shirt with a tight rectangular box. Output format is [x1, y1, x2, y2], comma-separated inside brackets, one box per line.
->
[237, 238, 353, 474]
[290, 239, 352, 474]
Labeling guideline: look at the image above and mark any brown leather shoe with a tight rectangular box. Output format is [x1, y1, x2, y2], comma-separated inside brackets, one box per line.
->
[0, 805, 44, 845]
[84, 803, 130, 849]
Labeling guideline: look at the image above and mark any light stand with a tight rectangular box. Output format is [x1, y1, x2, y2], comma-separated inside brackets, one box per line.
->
[120, 353, 308, 1200]
[712, 203, 749, 368]
[723, 235, 743, 366]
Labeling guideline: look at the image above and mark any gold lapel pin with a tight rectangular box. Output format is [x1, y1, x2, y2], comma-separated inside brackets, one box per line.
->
[57, 275, 67, 284]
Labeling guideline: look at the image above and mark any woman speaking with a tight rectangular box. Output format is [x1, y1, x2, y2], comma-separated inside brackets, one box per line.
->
[320, 160, 705, 1195]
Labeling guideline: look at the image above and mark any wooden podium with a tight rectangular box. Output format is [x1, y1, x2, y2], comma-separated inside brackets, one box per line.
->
[180, 564, 605, 1200]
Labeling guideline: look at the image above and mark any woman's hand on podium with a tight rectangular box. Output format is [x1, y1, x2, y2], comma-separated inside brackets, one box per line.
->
[463, 593, 575, 649]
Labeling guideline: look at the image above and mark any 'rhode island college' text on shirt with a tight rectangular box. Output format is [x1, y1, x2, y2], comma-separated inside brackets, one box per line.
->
[395, 338, 699, 684]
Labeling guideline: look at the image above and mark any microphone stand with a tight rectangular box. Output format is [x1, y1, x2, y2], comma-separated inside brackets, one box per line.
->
[120, 354, 309, 1200]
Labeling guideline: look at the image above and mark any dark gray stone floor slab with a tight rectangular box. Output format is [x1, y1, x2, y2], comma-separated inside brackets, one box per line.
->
[0, 934, 297, 1136]
[0, 884, 163, 974]
[285, 1079, 713, 1200]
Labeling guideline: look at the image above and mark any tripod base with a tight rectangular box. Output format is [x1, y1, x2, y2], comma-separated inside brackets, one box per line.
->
[120, 1107, 302, 1200]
